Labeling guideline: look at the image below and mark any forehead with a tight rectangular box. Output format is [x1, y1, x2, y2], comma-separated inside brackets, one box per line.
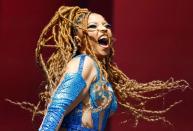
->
[88, 13, 107, 23]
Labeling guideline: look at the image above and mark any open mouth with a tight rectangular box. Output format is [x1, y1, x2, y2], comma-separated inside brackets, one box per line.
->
[98, 36, 110, 47]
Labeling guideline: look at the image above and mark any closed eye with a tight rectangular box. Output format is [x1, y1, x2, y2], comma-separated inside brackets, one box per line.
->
[87, 24, 97, 29]
[104, 24, 111, 29]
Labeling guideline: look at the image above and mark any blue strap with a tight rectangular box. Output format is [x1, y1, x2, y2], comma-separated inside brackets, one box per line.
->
[78, 54, 86, 74]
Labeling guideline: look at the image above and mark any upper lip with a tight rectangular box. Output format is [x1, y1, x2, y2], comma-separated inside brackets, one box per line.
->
[98, 34, 108, 40]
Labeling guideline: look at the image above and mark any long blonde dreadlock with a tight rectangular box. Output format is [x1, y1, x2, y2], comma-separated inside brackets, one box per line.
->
[105, 46, 189, 126]
[6, 6, 189, 127]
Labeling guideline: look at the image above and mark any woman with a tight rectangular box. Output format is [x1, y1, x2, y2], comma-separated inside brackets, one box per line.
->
[37, 6, 117, 131]
[7, 6, 189, 131]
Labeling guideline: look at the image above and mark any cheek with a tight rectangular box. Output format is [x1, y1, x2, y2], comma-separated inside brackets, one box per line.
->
[108, 30, 112, 37]
[88, 31, 98, 39]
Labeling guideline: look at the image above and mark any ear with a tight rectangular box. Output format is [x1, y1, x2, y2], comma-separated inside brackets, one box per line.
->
[74, 36, 81, 46]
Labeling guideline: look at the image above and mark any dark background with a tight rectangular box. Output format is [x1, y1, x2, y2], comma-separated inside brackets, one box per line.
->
[0, 0, 193, 131]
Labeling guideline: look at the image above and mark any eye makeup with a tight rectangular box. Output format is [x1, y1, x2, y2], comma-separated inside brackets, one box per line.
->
[103, 23, 111, 29]
[87, 24, 97, 29]
[87, 23, 112, 30]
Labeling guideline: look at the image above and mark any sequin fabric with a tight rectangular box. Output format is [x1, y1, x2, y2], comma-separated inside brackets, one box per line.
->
[39, 54, 117, 131]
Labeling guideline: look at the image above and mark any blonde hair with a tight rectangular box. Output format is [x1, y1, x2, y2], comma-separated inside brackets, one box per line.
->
[6, 6, 189, 127]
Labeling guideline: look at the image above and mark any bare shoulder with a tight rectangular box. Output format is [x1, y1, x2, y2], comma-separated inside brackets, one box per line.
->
[66, 55, 97, 81]
[82, 55, 97, 80]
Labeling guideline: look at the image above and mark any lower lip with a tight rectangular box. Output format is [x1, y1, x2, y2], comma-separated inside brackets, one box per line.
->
[99, 44, 109, 48]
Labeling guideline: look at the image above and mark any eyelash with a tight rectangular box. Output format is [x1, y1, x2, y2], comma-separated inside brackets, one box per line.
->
[105, 24, 111, 29]
[87, 24, 112, 29]
[88, 25, 97, 29]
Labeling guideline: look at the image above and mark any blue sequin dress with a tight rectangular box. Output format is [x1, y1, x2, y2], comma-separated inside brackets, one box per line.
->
[39, 54, 117, 131]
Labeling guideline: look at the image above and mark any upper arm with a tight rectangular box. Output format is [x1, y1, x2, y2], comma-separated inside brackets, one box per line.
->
[58, 56, 97, 119]
[57, 55, 97, 112]
[39, 56, 97, 131]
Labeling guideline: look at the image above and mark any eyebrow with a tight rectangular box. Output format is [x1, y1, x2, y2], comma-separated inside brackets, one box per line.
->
[87, 22, 110, 26]
[87, 22, 97, 25]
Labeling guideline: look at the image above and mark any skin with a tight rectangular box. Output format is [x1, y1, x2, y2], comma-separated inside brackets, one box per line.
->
[58, 56, 97, 131]
[58, 13, 113, 131]
[86, 13, 112, 59]
[75, 13, 112, 60]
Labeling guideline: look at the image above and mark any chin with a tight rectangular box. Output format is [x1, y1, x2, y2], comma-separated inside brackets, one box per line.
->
[96, 52, 109, 59]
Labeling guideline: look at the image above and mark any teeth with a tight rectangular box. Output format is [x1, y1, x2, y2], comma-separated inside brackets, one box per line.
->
[100, 35, 108, 39]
